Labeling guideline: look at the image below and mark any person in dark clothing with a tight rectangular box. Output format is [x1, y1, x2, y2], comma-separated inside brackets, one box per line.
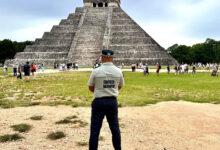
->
[23, 62, 31, 81]
[167, 65, 170, 74]
[156, 63, 161, 76]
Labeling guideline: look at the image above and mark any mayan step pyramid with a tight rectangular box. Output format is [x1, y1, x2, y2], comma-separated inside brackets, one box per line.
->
[6, 0, 177, 66]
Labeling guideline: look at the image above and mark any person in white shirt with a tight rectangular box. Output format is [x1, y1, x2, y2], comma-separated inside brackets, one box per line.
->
[88, 50, 124, 150]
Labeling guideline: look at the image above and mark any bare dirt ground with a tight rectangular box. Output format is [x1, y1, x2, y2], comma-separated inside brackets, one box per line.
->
[1, 101, 220, 150]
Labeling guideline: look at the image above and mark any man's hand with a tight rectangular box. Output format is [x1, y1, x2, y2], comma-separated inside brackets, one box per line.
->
[89, 86, 95, 93]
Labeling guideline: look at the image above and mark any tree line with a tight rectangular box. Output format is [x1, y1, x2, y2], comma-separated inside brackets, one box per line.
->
[0, 39, 33, 64]
[167, 38, 220, 64]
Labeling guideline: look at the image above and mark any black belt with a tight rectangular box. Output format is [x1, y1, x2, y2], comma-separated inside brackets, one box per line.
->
[95, 96, 116, 100]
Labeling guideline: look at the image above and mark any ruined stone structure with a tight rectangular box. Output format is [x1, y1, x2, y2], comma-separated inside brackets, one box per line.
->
[6, 0, 177, 66]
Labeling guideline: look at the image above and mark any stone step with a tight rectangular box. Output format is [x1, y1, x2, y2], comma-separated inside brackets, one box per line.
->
[15, 52, 68, 60]
[87, 8, 110, 13]
[109, 44, 159, 51]
[111, 31, 146, 37]
[114, 50, 169, 57]
[111, 25, 142, 32]
[25, 45, 70, 52]
[110, 37, 154, 45]
[51, 25, 76, 33]
[112, 13, 129, 19]
[34, 38, 72, 45]
[67, 13, 80, 20]
[112, 8, 123, 13]
[111, 19, 136, 25]
[59, 19, 80, 26]
[42, 32, 74, 39]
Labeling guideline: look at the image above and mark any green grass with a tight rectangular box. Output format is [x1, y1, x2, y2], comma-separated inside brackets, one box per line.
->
[0, 71, 220, 108]
[11, 124, 32, 133]
[0, 134, 24, 143]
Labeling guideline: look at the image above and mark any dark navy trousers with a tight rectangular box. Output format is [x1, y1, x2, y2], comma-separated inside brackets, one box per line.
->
[89, 97, 121, 150]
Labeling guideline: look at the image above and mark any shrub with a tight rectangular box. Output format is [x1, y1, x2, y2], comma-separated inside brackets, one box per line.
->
[47, 131, 66, 140]
[11, 124, 32, 133]
[0, 134, 24, 143]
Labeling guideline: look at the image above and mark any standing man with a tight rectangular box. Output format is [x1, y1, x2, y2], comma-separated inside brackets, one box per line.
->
[88, 50, 124, 150]
[23, 62, 31, 81]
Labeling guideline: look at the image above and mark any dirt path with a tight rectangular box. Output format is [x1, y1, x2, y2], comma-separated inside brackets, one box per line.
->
[1, 101, 220, 150]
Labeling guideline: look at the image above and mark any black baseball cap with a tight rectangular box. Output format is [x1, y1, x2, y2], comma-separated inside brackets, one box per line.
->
[102, 49, 114, 56]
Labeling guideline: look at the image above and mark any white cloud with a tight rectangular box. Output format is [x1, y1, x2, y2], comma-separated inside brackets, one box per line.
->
[0, 19, 59, 41]
[140, 22, 203, 48]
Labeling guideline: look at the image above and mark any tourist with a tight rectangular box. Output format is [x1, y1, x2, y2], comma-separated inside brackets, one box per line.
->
[211, 66, 218, 77]
[156, 63, 161, 76]
[88, 49, 124, 150]
[3, 65, 8, 76]
[17, 64, 22, 79]
[13, 64, 17, 76]
[23, 62, 31, 81]
[185, 64, 189, 74]
[75, 63, 79, 70]
[174, 65, 178, 75]
[143, 63, 149, 76]
[121, 63, 124, 69]
[30, 63, 37, 77]
[177, 65, 181, 74]
[192, 65, 196, 74]
[131, 64, 136, 72]
[167, 65, 170, 74]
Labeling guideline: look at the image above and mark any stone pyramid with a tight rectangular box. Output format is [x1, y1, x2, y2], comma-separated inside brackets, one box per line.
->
[6, 0, 177, 66]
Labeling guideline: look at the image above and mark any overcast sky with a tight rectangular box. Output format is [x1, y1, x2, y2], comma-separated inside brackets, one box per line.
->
[0, 0, 219, 48]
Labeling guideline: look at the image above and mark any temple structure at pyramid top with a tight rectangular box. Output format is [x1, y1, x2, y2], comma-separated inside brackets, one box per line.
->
[84, 0, 120, 7]
[5, 0, 177, 66]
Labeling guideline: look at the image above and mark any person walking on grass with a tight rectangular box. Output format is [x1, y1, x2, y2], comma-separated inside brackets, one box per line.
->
[143, 63, 149, 76]
[156, 63, 161, 76]
[17, 64, 22, 79]
[167, 65, 170, 74]
[31, 63, 37, 77]
[88, 50, 124, 150]
[192, 65, 196, 75]
[3, 65, 8, 76]
[23, 62, 31, 81]
[13, 64, 17, 76]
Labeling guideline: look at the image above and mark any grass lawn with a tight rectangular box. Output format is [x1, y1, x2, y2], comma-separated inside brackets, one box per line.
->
[0, 70, 220, 108]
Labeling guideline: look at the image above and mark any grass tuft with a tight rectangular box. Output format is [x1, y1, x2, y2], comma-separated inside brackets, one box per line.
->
[30, 115, 43, 120]
[99, 136, 105, 141]
[11, 124, 32, 133]
[72, 120, 88, 127]
[55, 115, 78, 124]
[47, 131, 66, 140]
[0, 134, 24, 143]
[76, 141, 88, 147]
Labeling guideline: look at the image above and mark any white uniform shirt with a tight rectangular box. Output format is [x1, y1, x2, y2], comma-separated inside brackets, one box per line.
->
[88, 62, 124, 98]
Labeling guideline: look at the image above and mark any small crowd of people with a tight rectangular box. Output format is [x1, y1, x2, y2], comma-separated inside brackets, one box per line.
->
[130, 62, 219, 77]
[55, 63, 79, 71]
[3, 62, 38, 81]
